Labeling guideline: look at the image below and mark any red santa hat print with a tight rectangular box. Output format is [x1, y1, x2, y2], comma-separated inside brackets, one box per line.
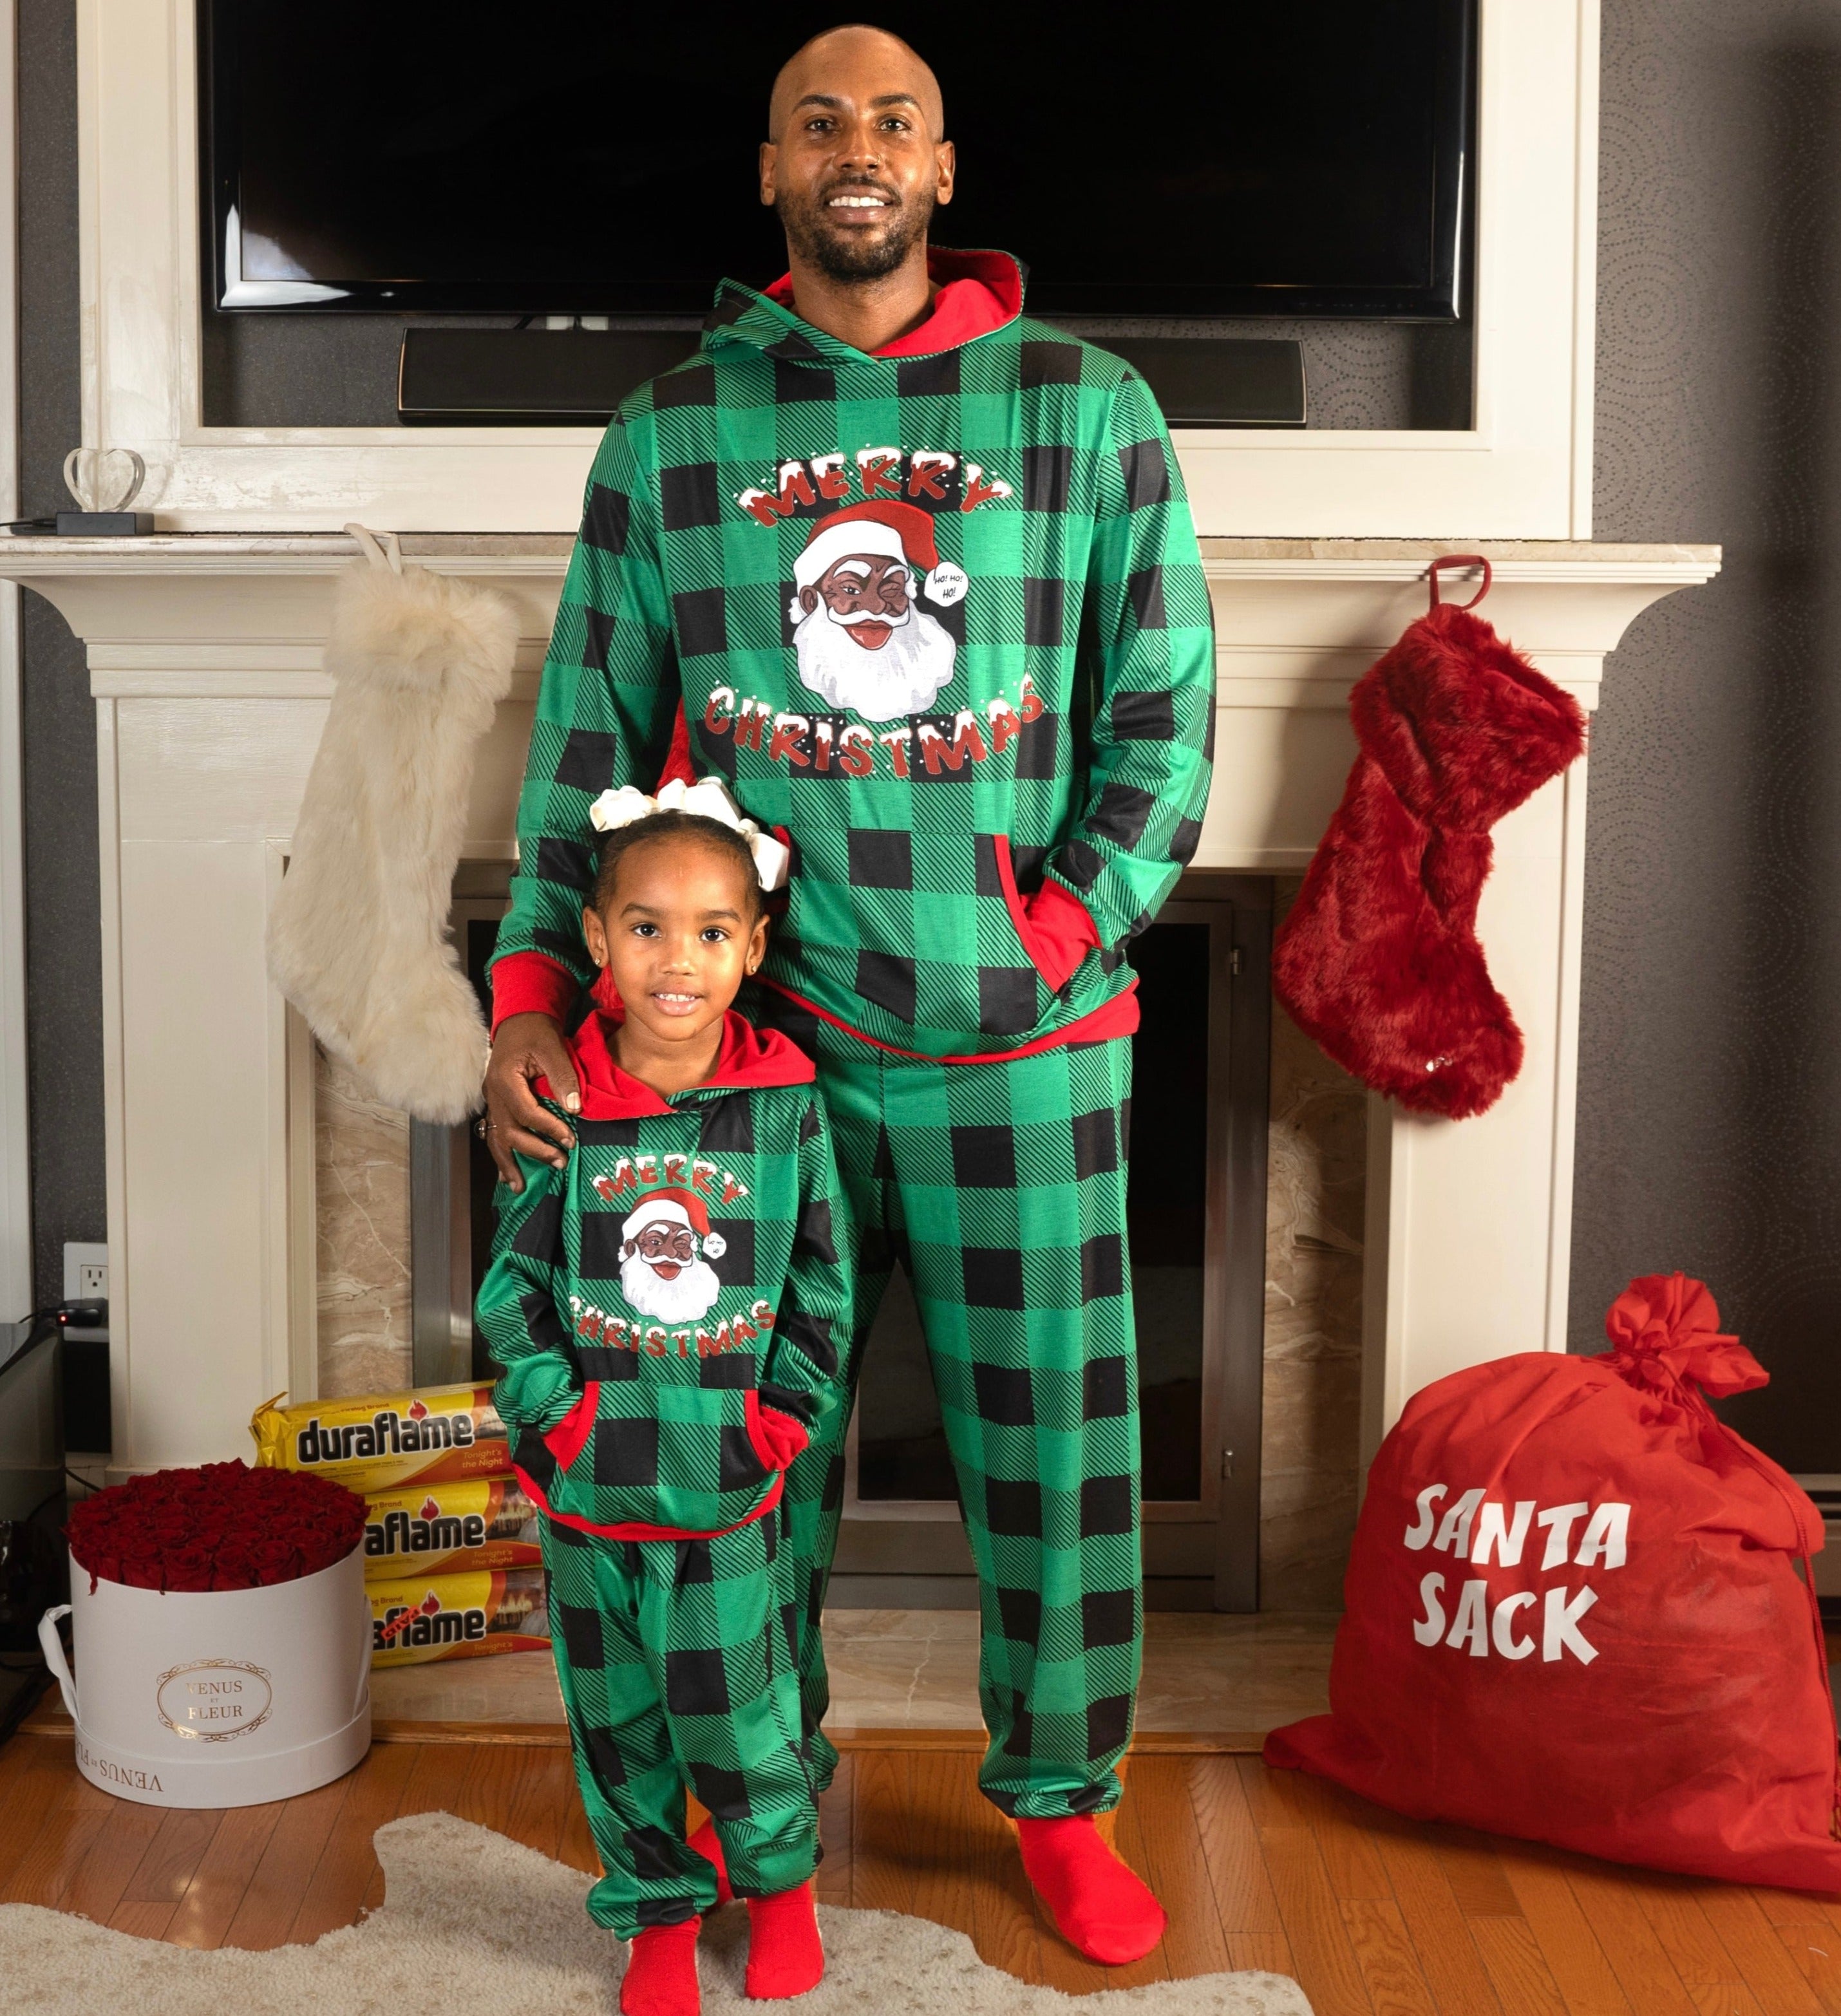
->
[788, 500, 968, 624]
[619, 1187, 726, 1259]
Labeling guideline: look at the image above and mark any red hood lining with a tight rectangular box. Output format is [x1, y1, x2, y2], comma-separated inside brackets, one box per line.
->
[762, 247, 1021, 357]
[536, 1008, 815, 1120]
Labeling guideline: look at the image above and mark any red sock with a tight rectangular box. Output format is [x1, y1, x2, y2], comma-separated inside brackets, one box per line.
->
[744, 1881, 824, 2000]
[620, 1919, 701, 2016]
[1016, 1815, 1167, 1965]
[686, 1819, 734, 1906]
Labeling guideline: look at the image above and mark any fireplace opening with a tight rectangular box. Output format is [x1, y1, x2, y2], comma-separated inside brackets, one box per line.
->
[854, 908, 1231, 1509]
[835, 876, 1273, 1610]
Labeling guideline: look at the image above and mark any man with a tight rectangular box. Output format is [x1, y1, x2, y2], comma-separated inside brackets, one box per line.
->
[485, 24, 1213, 1966]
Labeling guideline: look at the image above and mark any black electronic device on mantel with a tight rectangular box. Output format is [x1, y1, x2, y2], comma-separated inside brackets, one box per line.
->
[397, 328, 1307, 429]
[200, 1, 1474, 322]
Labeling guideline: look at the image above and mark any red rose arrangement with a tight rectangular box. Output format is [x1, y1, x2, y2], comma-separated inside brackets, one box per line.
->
[66, 1460, 365, 1593]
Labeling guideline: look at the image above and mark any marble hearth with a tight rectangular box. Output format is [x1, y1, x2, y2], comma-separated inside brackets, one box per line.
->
[366, 1613, 1341, 1738]
[0, 534, 1719, 1604]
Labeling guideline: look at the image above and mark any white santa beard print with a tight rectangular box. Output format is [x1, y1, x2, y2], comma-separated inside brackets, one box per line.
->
[619, 1252, 723, 1324]
[791, 603, 956, 722]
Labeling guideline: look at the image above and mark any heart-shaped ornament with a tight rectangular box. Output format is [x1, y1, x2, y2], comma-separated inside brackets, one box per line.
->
[62, 446, 146, 513]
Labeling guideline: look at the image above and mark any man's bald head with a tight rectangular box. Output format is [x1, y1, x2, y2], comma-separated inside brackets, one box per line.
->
[767, 25, 944, 144]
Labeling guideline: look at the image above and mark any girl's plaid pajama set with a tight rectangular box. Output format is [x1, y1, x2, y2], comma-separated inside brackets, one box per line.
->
[478, 1012, 853, 1934]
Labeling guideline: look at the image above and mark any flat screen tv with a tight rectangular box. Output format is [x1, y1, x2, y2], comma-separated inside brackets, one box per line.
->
[202, 1, 1473, 319]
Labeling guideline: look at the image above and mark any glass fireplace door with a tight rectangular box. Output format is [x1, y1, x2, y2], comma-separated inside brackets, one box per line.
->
[834, 876, 1272, 1612]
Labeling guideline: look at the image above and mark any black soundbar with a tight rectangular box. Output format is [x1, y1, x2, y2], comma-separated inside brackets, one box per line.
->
[1092, 337, 1305, 428]
[397, 328, 1305, 429]
[398, 328, 701, 425]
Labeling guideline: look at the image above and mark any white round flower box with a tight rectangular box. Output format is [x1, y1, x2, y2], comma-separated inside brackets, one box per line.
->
[39, 1543, 372, 1808]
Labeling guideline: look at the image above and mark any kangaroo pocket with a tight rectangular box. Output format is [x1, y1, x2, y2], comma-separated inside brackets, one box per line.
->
[545, 1373, 781, 1536]
[770, 831, 1060, 1046]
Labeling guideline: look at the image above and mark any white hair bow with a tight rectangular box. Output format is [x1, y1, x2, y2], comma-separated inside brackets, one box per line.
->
[587, 775, 791, 892]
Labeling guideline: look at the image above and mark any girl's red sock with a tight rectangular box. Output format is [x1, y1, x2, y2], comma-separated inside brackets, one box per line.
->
[744, 1881, 824, 2000]
[687, 1819, 734, 1905]
[1015, 1815, 1167, 1965]
[620, 1918, 701, 2016]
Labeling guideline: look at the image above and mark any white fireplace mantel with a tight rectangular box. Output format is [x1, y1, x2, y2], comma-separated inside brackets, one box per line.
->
[0, 532, 1719, 1481]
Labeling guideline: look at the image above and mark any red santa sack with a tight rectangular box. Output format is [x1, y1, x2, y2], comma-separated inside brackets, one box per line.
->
[1265, 1273, 1841, 1890]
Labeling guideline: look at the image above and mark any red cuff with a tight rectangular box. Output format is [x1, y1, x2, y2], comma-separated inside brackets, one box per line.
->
[1023, 881, 1103, 992]
[490, 952, 580, 1032]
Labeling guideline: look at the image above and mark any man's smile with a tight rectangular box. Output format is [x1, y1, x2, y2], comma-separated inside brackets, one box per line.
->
[647, 1260, 683, 1279]
[823, 182, 898, 214]
[844, 621, 892, 648]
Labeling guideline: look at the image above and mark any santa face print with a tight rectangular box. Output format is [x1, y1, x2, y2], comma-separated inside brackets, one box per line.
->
[791, 551, 957, 721]
[755, 499, 972, 726]
[612, 1194, 728, 1324]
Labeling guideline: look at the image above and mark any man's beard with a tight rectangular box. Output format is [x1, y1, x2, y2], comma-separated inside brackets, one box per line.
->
[776, 182, 935, 283]
[791, 604, 956, 722]
[619, 1253, 722, 1324]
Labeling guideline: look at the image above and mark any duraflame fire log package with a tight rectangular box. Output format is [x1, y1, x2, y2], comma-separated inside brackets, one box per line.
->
[250, 1383, 510, 1493]
[361, 1476, 542, 1579]
[1265, 1273, 1841, 1892]
[368, 1567, 551, 1666]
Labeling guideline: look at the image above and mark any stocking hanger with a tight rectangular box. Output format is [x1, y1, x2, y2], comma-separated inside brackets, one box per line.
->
[344, 522, 404, 574]
[1426, 553, 1492, 612]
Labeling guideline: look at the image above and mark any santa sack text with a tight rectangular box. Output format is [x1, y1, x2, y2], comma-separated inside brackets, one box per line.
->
[1265, 1272, 1841, 1892]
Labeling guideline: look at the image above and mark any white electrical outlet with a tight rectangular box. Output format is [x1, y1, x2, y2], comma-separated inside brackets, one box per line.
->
[63, 1241, 109, 1316]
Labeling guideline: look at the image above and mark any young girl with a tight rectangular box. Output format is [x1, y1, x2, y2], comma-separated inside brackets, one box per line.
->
[478, 793, 850, 2016]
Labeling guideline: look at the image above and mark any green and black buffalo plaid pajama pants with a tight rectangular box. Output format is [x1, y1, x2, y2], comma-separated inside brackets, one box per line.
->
[757, 1001, 1140, 1820]
[541, 1505, 819, 1935]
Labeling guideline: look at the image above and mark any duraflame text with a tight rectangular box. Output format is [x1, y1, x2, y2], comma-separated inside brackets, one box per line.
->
[373, 1603, 487, 1652]
[297, 1408, 473, 1466]
[365, 1508, 486, 1561]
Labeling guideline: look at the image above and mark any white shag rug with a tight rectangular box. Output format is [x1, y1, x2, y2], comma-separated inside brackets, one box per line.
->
[0, 1811, 1313, 2016]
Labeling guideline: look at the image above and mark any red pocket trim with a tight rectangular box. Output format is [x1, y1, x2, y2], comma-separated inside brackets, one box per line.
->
[989, 833, 1055, 987]
[542, 1383, 599, 1473]
[743, 1388, 789, 1474]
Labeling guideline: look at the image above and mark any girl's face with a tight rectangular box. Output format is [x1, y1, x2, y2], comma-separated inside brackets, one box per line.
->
[583, 837, 768, 1055]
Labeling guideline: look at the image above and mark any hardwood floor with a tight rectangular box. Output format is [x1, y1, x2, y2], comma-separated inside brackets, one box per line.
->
[4, 1726, 1840, 2013]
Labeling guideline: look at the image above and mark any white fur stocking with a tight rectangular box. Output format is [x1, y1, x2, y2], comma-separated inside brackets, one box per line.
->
[267, 528, 518, 1124]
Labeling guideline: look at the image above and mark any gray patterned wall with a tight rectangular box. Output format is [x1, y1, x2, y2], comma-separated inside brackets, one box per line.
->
[1571, 0, 1841, 1470]
[18, 0, 104, 1307]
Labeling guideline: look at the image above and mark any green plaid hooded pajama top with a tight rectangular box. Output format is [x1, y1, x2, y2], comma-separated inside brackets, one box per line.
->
[478, 1012, 853, 1933]
[490, 249, 1215, 1824]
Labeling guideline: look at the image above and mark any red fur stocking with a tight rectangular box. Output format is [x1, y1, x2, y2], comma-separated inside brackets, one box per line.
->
[745, 1881, 825, 1999]
[620, 1919, 701, 2016]
[1273, 598, 1585, 1120]
[1017, 1816, 1167, 1965]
